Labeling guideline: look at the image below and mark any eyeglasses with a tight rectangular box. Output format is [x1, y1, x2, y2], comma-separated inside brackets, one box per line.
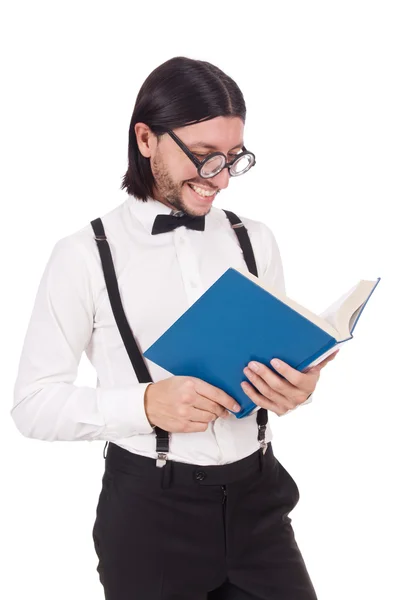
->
[166, 130, 256, 179]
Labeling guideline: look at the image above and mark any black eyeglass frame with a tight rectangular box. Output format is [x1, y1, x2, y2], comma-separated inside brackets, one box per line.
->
[166, 129, 256, 179]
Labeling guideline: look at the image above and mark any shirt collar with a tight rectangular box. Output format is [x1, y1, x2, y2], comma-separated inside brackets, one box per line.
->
[126, 195, 208, 234]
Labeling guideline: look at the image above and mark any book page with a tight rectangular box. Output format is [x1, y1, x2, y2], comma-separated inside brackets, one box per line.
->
[318, 283, 359, 329]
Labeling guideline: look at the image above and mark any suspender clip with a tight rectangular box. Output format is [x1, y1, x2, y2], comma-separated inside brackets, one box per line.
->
[258, 424, 268, 455]
[156, 453, 168, 468]
[259, 441, 268, 455]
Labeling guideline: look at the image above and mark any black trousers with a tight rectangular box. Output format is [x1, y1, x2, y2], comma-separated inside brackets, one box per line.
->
[92, 442, 318, 600]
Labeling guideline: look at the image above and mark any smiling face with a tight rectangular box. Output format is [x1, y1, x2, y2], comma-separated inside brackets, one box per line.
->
[135, 116, 245, 217]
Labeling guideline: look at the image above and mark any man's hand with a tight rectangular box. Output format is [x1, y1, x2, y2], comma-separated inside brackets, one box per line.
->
[144, 376, 241, 433]
[240, 350, 339, 416]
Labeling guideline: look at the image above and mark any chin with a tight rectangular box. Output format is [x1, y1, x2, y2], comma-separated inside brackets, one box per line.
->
[182, 182, 217, 216]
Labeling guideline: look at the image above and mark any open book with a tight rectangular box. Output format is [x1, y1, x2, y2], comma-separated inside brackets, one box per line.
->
[238, 269, 381, 371]
[143, 269, 381, 418]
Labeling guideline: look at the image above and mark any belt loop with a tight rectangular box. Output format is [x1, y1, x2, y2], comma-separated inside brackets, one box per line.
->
[161, 460, 173, 489]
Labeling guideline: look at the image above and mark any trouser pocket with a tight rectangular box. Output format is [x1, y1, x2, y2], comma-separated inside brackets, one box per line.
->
[275, 458, 300, 518]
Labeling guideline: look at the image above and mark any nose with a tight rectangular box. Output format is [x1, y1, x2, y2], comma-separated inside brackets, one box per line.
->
[210, 167, 230, 190]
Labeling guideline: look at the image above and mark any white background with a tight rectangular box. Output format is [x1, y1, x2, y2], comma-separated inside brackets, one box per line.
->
[1, 1, 396, 599]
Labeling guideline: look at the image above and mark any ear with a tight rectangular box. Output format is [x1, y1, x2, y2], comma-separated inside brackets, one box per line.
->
[135, 122, 157, 158]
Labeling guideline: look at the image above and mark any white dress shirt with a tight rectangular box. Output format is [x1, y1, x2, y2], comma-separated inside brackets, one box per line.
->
[11, 195, 312, 466]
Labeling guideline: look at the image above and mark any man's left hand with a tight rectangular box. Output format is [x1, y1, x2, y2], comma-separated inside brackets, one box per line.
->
[241, 350, 339, 416]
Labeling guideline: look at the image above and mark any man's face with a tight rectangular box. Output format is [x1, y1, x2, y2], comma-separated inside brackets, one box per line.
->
[147, 116, 244, 217]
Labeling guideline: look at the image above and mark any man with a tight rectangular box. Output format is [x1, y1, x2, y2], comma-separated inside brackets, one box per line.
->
[12, 56, 338, 599]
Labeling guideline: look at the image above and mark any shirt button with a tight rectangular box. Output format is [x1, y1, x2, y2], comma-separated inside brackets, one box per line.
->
[195, 470, 207, 481]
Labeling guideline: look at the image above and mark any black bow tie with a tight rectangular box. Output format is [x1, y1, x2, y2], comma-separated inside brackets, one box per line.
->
[151, 213, 205, 235]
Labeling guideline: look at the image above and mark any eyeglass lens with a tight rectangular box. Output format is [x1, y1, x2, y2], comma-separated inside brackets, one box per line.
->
[200, 153, 254, 178]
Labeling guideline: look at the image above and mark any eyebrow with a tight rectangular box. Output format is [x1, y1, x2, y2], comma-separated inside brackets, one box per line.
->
[190, 141, 244, 151]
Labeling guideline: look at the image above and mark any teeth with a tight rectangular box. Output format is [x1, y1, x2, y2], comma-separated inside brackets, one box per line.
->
[189, 184, 215, 197]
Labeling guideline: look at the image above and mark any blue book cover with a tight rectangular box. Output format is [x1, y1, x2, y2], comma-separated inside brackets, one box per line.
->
[143, 268, 380, 418]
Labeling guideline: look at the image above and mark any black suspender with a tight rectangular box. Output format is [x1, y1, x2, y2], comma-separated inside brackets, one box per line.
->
[90, 209, 268, 465]
[221, 210, 258, 277]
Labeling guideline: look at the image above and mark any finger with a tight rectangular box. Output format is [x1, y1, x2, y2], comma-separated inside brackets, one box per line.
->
[174, 404, 217, 426]
[243, 367, 293, 406]
[192, 377, 242, 414]
[246, 361, 308, 401]
[184, 421, 210, 433]
[191, 395, 229, 419]
[319, 349, 339, 367]
[268, 359, 308, 389]
[307, 350, 340, 373]
[187, 406, 222, 423]
[240, 381, 287, 416]
[161, 416, 209, 433]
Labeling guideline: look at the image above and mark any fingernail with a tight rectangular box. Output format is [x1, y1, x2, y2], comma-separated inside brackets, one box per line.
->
[233, 403, 241, 412]
[249, 361, 260, 372]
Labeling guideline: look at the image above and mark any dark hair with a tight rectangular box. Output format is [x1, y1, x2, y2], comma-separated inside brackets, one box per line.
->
[120, 56, 246, 201]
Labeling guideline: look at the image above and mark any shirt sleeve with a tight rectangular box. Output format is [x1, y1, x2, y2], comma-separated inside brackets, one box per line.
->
[11, 237, 154, 442]
[259, 223, 315, 408]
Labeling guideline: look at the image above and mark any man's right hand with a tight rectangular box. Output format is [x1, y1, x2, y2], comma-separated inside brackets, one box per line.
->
[144, 377, 242, 433]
